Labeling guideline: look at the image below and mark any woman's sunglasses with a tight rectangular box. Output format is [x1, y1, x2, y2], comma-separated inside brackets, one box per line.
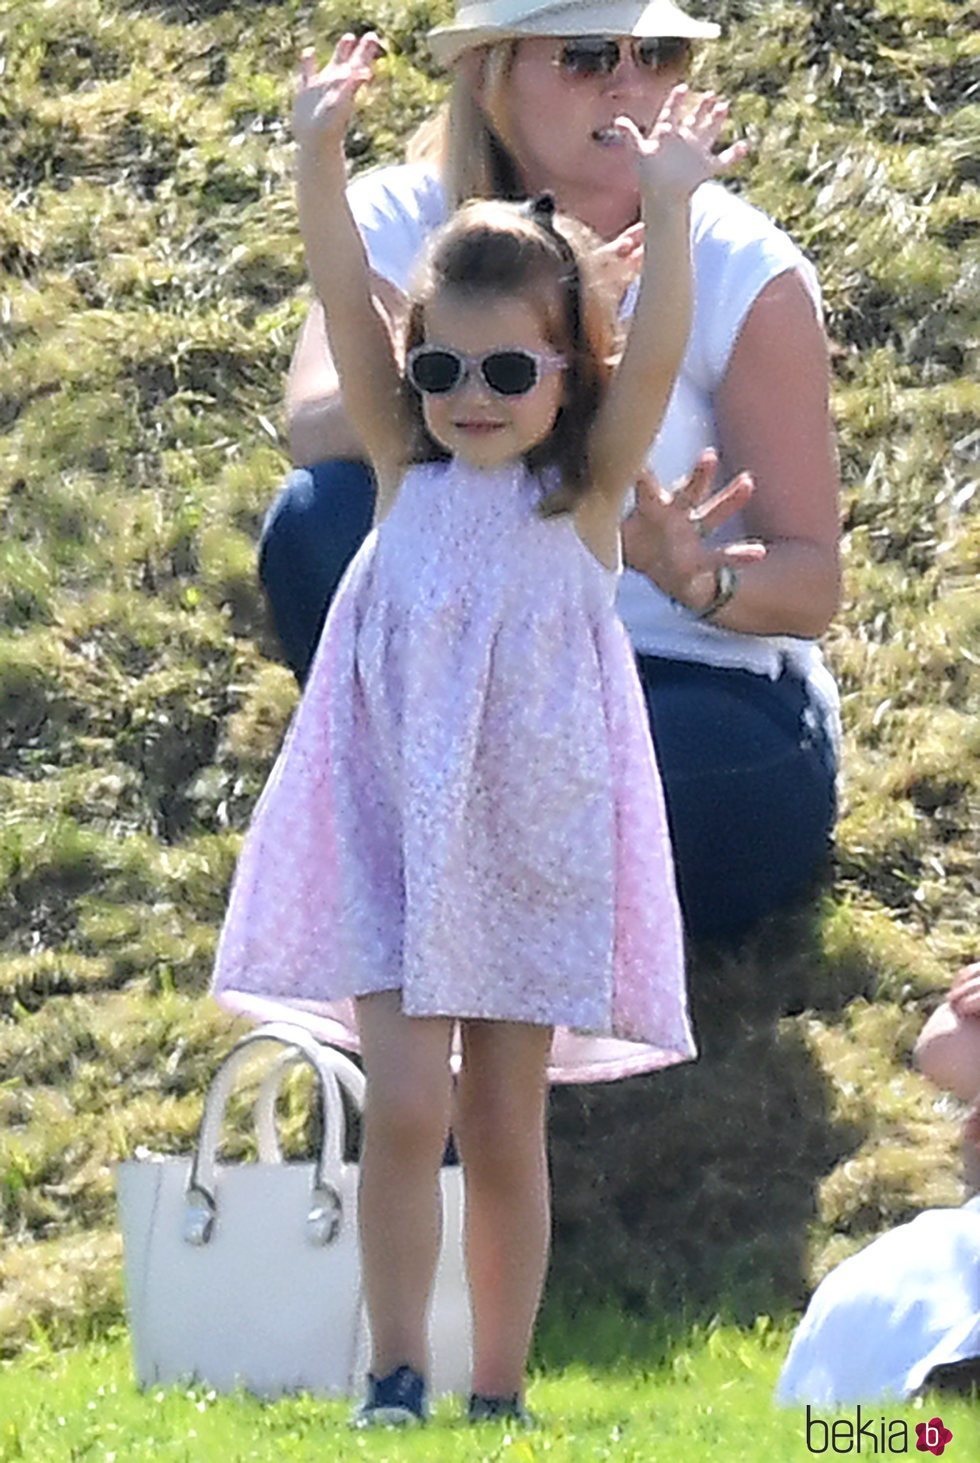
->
[555, 36, 691, 80]
[406, 346, 567, 398]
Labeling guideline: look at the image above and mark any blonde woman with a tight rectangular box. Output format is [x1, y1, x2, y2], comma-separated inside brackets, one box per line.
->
[262, 0, 842, 944]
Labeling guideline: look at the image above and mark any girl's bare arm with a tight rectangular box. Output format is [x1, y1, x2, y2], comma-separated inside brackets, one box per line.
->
[587, 91, 723, 502]
[294, 38, 411, 504]
[587, 89, 747, 510]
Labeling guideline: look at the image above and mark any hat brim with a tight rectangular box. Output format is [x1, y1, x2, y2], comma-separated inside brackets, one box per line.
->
[429, 9, 720, 69]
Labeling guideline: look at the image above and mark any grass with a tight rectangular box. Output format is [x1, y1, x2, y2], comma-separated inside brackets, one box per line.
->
[1, 1317, 978, 1462]
[0, 0, 977, 1391]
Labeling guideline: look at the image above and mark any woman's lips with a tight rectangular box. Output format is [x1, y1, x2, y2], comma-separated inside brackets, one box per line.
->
[591, 121, 651, 146]
[454, 421, 505, 433]
[592, 126, 626, 146]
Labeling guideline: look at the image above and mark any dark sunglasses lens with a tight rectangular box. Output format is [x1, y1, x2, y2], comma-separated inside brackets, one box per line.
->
[482, 352, 538, 395]
[559, 39, 618, 77]
[636, 37, 689, 69]
[409, 350, 461, 394]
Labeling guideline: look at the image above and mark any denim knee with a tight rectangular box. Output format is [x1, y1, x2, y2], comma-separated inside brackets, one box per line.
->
[259, 460, 376, 685]
[637, 658, 837, 941]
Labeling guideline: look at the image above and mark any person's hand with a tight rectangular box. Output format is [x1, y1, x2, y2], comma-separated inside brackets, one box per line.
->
[594, 222, 645, 303]
[293, 32, 385, 155]
[949, 963, 980, 1020]
[621, 451, 766, 612]
[612, 86, 749, 201]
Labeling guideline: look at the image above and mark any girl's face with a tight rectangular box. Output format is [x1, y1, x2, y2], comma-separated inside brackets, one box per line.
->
[418, 288, 567, 470]
[486, 36, 689, 227]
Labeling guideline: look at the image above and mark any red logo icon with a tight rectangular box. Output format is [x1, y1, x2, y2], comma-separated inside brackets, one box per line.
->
[916, 1417, 953, 1456]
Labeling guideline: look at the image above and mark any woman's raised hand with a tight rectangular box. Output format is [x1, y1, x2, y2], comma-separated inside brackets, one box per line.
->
[612, 86, 748, 199]
[293, 32, 385, 153]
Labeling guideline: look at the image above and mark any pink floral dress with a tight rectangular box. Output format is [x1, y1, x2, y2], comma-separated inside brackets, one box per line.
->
[212, 456, 695, 1082]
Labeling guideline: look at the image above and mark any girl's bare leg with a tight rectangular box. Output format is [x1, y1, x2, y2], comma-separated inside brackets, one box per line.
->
[355, 991, 454, 1375]
[452, 1019, 553, 1397]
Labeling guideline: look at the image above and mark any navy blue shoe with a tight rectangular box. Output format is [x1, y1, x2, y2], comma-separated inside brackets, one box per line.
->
[467, 1392, 537, 1428]
[350, 1364, 427, 1428]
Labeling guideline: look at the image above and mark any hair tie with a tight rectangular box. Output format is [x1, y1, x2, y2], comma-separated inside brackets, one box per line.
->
[523, 192, 581, 346]
[528, 191, 558, 230]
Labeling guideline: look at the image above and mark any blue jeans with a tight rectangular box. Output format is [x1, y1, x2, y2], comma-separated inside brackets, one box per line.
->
[259, 462, 837, 942]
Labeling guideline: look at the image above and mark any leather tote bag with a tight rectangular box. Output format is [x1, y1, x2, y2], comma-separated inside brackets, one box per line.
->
[115, 1022, 472, 1399]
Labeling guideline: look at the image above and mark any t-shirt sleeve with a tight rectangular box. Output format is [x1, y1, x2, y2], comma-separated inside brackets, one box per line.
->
[346, 164, 445, 295]
[691, 184, 823, 389]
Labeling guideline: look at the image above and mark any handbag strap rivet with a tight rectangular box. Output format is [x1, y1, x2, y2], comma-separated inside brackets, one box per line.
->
[307, 1185, 342, 1247]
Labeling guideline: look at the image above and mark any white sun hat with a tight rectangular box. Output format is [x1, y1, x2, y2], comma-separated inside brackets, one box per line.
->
[428, 1, 721, 69]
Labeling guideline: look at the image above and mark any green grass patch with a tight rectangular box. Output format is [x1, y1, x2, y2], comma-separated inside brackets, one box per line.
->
[1, 1320, 978, 1462]
[0, 0, 976, 1372]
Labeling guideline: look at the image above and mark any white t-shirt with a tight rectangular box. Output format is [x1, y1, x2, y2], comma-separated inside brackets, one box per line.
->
[777, 1196, 980, 1406]
[347, 163, 839, 730]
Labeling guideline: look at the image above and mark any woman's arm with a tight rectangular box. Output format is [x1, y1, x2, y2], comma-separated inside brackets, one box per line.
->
[622, 271, 841, 637]
[286, 275, 409, 466]
[710, 270, 841, 636]
[285, 301, 359, 466]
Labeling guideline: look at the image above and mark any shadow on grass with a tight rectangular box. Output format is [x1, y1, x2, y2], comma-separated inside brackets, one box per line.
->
[540, 898, 868, 1370]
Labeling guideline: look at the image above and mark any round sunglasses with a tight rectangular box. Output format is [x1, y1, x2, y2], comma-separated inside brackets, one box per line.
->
[406, 346, 567, 398]
[555, 36, 691, 80]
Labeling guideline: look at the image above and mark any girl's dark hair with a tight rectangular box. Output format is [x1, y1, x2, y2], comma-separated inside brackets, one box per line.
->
[401, 198, 620, 516]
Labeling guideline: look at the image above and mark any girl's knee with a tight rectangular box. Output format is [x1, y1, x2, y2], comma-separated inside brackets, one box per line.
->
[365, 1073, 452, 1159]
[454, 1079, 547, 1183]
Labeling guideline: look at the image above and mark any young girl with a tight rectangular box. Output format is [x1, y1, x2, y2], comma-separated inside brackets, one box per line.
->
[212, 31, 744, 1427]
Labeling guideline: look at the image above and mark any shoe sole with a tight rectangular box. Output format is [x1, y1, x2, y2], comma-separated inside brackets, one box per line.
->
[350, 1404, 425, 1429]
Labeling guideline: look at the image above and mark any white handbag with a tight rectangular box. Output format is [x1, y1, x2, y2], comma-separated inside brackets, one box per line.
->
[115, 1022, 472, 1399]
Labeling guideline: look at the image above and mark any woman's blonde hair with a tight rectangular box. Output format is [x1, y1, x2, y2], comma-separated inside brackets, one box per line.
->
[400, 198, 620, 515]
[407, 43, 522, 208]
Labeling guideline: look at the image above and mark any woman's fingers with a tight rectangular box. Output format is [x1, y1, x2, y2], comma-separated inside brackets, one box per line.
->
[720, 540, 767, 564]
[634, 467, 672, 511]
[672, 449, 719, 509]
[689, 470, 755, 531]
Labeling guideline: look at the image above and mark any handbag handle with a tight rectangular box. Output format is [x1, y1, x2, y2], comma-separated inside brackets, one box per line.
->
[185, 1024, 365, 1245]
[254, 1044, 361, 1167]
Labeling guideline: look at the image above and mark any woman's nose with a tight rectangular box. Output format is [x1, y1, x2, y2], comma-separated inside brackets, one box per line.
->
[605, 49, 646, 90]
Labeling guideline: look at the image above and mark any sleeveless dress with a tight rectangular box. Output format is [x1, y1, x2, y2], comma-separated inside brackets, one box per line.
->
[212, 457, 695, 1083]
